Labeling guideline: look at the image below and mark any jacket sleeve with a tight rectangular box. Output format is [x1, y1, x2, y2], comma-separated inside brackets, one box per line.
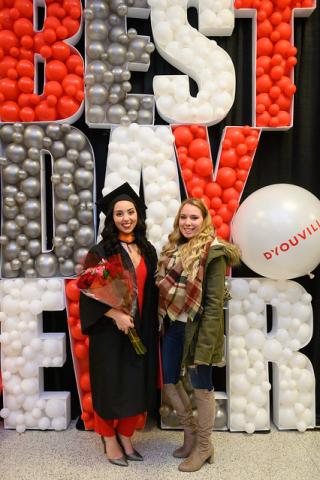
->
[194, 255, 226, 365]
[79, 246, 111, 335]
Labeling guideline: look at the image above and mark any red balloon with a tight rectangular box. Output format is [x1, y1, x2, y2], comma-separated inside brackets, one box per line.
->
[275, 94, 291, 110]
[69, 301, 80, 317]
[270, 65, 284, 80]
[269, 103, 280, 116]
[66, 54, 83, 73]
[35, 101, 57, 121]
[56, 95, 79, 118]
[44, 80, 64, 98]
[184, 157, 195, 171]
[256, 111, 271, 126]
[82, 393, 93, 413]
[80, 372, 91, 392]
[15, 0, 33, 18]
[216, 167, 236, 188]
[205, 182, 222, 198]
[188, 138, 210, 159]
[277, 110, 291, 126]
[276, 22, 291, 40]
[173, 126, 194, 147]
[217, 223, 230, 240]
[256, 93, 272, 108]
[67, 315, 78, 326]
[274, 40, 291, 58]
[191, 186, 204, 198]
[246, 135, 258, 151]
[0, 100, 19, 121]
[236, 143, 248, 156]
[46, 59, 68, 81]
[222, 187, 239, 203]
[17, 76, 34, 93]
[196, 127, 206, 139]
[81, 411, 91, 422]
[234, 180, 244, 192]
[63, 17, 81, 36]
[211, 196, 222, 210]
[177, 146, 188, 155]
[16, 59, 34, 77]
[195, 157, 213, 177]
[0, 30, 18, 52]
[222, 138, 232, 150]
[0, 77, 19, 100]
[66, 280, 80, 301]
[200, 195, 211, 209]
[226, 128, 245, 146]
[62, 73, 83, 94]
[256, 74, 272, 94]
[257, 37, 273, 57]
[0, 56, 17, 77]
[182, 168, 193, 182]
[228, 199, 239, 212]
[52, 41, 71, 61]
[71, 323, 86, 341]
[187, 175, 206, 191]
[236, 169, 248, 182]
[74, 342, 88, 360]
[257, 20, 272, 38]
[20, 106, 35, 121]
[220, 148, 238, 168]
[270, 12, 282, 26]
[212, 215, 223, 228]
[238, 155, 252, 170]
[43, 28, 57, 44]
[13, 18, 33, 37]
[217, 205, 233, 223]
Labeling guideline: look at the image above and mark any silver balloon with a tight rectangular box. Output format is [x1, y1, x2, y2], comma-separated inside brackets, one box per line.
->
[85, 73, 95, 86]
[126, 51, 135, 62]
[118, 34, 129, 45]
[13, 123, 24, 132]
[55, 182, 75, 200]
[122, 81, 132, 93]
[65, 131, 86, 150]
[116, 4, 128, 16]
[112, 66, 124, 82]
[61, 172, 73, 184]
[120, 115, 130, 126]
[129, 38, 147, 59]
[74, 247, 89, 264]
[16, 214, 28, 227]
[87, 41, 105, 60]
[23, 126, 44, 148]
[87, 105, 106, 123]
[5, 144, 26, 163]
[107, 43, 127, 65]
[77, 209, 93, 224]
[0, 125, 14, 142]
[127, 28, 137, 39]
[91, 1, 109, 19]
[53, 236, 63, 247]
[55, 245, 72, 258]
[3, 241, 21, 260]
[127, 109, 138, 122]
[43, 136, 53, 149]
[121, 70, 131, 81]
[55, 158, 74, 175]
[28, 147, 40, 160]
[21, 177, 40, 197]
[27, 239, 41, 256]
[55, 224, 69, 238]
[88, 84, 108, 105]
[109, 26, 125, 42]
[25, 268, 37, 278]
[2, 262, 19, 278]
[88, 19, 108, 41]
[141, 96, 154, 110]
[3, 185, 18, 197]
[55, 202, 75, 222]
[75, 226, 94, 246]
[22, 158, 40, 176]
[22, 199, 41, 219]
[4, 196, 15, 207]
[74, 168, 93, 188]
[137, 109, 153, 124]
[18, 250, 30, 262]
[3, 205, 19, 219]
[65, 236, 75, 248]
[11, 258, 22, 270]
[84, 160, 94, 170]
[107, 104, 126, 124]
[103, 71, 114, 84]
[100, 53, 108, 63]
[141, 52, 150, 64]
[3, 164, 20, 184]
[12, 132, 23, 143]
[68, 218, 79, 231]
[51, 141, 66, 158]
[0, 235, 8, 245]
[109, 14, 121, 26]
[214, 401, 228, 429]
[15, 191, 27, 204]
[60, 260, 75, 276]
[66, 149, 79, 162]
[108, 93, 120, 105]
[24, 221, 41, 239]
[61, 124, 71, 134]
[78, 152, 94, 169]
[124, 96, 140, 111]
[16, 234, 28, 247]
[18, 169, 28, 180]
[51, 173, 61, 184]
[84, 8, 93, 20]
[88, 61, 107, 82]
[78, 190, 93, 202]
[3, 221, 20, 239]
[35, 253, 58, 277]
[145, 42, 155, 54]
[46, 124, 62, 140]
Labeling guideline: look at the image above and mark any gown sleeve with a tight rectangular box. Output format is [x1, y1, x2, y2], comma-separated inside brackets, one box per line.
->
[79, 244, 112, 335]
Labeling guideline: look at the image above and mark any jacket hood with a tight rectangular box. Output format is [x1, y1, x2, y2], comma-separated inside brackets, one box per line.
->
[209, 238, 241, 266]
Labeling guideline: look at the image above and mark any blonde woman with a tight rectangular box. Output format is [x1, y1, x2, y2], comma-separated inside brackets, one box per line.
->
[156, 198, 240, 472]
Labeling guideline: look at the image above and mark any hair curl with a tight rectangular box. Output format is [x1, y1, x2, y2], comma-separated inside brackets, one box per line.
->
[101, 202, 153, 256]
[158, 198, 215, 275]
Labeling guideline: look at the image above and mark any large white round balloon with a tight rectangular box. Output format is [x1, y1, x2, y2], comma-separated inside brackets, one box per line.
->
[231, 184, 320, 279]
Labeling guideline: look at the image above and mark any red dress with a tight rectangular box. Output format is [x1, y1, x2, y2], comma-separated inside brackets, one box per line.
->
[93, 257, 147, 437]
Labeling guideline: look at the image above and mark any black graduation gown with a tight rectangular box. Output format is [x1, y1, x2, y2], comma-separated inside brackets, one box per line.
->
[79, 241, 159, 420]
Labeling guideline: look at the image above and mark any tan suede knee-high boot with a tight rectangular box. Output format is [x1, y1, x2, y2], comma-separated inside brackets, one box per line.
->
[162, 383, 196, 458]
[178, 389, 215, 472]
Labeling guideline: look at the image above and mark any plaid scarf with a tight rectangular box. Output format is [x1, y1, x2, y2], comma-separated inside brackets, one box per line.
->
[156, 241, 212, 324]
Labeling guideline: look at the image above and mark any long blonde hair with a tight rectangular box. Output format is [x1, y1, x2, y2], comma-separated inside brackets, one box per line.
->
[158, 198, 214, 275]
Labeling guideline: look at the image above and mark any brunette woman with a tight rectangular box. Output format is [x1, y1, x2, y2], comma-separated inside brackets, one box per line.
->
[80, 183, 158, 467]
[157, 198, 240, 472]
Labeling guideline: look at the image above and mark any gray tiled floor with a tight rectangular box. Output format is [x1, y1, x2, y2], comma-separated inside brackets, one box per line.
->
[1, 420, 320, 480]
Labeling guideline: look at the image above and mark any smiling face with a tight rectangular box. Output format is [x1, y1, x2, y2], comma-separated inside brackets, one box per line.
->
[113, 200, 138, 234]
[178, 203, 204, 239]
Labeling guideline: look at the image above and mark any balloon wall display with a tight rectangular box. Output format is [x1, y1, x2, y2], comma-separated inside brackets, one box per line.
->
[0, 0, 84, 123]
[101, 123, 181, 252]
[173, 125, 261, 240]
[0, 278, 70, 432]
[85, 0, 155, 127]
[234, 0, 316, 128]
[228, 278, 315, 432]
[149, 0, 235, 125]
[232, 184, 320, 280]
[0, 123, 95, 278]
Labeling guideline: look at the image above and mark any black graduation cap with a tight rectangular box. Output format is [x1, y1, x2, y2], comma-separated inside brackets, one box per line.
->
[97, 182, 147, 218]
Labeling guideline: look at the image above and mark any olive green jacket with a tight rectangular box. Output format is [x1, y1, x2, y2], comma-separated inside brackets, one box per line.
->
[182, 241, 240, 367]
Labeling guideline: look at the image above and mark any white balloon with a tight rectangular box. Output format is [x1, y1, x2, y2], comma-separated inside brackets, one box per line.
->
[45, 399, 65, 419]
[231, 279, 250, 300]
[232, 184, 320, 279]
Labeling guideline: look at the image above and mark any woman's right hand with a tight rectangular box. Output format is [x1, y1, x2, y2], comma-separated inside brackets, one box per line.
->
[105, 308, 134, 334]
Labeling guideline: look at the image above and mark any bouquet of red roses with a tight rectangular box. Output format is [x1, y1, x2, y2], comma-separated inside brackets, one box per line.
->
[77, 254, 146, 355]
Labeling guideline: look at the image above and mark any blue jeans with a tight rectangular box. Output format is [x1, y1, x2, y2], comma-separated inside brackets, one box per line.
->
[162, 319, 213, 391]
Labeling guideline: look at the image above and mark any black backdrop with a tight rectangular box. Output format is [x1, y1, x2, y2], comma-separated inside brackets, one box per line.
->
[41, 6, 320, 424]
